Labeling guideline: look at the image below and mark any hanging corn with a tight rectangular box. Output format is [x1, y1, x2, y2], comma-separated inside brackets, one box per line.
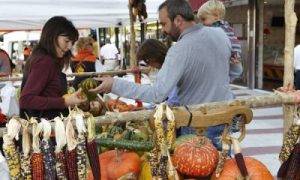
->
[65, 114, 79, 180]
[215, 141, 230, 177]
[30, 118, 44, 180]
[86, 115, 101, 180]
[2, 118, 22, 179]
[74, 110, 87, 180]
[279, 118, 300, 162]
[151, 103, 177, 179]
[54, 116, 68, 180]
[40, 119, 56, 180]
[20, 119, 32, 180]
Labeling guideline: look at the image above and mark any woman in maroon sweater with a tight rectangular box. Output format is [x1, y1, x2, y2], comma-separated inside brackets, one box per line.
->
[20, 16, 86, 120]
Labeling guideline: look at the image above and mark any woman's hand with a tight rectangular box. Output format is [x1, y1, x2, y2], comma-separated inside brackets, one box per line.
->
[63, 88, 87, 107]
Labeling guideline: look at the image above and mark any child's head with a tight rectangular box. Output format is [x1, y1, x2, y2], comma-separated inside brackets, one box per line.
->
[197, 0, 225, 26]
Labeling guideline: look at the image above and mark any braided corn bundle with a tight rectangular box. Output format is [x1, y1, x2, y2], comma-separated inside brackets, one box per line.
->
[31, 119, 44, 180]
[20, 119, 32, 180]
[54, 117, 68, 180]
[3, 118, 22, 180]
[279, 119, 300, 162]
[40, 119, 56, 180]
[215, 142, 230, 177]
[148, 145, 160, 177]
[86, 115, 100, 179]
[65, 116, 78, 180]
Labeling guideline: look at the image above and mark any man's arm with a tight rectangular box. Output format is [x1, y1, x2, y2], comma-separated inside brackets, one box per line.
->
[111, 46, 188, 103]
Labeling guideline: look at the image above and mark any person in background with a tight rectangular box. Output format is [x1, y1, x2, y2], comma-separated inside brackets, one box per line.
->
[100, 38, 119, 61]
[91, 0, 233, 150]
[20, 16, 86, 120]
[0, 49, 12, 76]
[71, 37, 97, 89]
[294, 44, 300, 89]
[23, 46, 32, 61]
[198, 0, 243, 82]
[137, 39, 179, 106]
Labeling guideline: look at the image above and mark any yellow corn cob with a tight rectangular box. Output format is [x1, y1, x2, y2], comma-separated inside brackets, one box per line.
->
[3, 143, 22, 180]
[279, 124, 300, 162]
[20, 154, 32, 180]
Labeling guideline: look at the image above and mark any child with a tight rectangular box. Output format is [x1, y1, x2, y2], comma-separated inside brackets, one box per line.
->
[198, 0, 243, 83]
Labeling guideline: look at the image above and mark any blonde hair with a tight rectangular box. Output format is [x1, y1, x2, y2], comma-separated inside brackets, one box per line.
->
[75, 37, 94, 52]
[197, 0, 225, 20]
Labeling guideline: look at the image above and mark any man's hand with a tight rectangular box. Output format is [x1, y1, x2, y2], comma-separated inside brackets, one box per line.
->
[89, 76, 114, 94]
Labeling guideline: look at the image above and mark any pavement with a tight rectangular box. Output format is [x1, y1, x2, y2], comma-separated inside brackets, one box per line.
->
[231, 84, 283, 177]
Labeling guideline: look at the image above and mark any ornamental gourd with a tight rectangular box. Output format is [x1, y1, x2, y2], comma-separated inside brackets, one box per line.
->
[172, 136, 219, 177]
[79, 78, 98, 101]
[211, 157, 273, 180]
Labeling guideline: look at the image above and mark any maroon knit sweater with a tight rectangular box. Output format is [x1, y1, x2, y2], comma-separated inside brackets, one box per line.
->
[19, 55, 66, 118]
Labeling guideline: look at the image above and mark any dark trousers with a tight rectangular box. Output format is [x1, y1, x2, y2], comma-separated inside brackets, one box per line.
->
[295, 70, 300, 90]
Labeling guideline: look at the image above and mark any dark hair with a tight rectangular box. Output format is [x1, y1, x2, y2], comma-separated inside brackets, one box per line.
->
[137, 39, 167, 66]
[158, 0, 195, 21]
[24, 16, 78, 76]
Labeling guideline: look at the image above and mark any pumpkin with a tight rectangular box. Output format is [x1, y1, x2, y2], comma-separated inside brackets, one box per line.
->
[211, 157, 273, 180]
[100, 150, 141, 180]
[172, 136, 219, 177]
[171, 134, 197, 151]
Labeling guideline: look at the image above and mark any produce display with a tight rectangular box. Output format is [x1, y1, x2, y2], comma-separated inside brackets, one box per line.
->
[1, 101, 274, 180]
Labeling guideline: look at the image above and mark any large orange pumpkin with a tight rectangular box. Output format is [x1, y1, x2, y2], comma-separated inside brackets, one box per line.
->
[101, 150, 141, 180]
[211, 157, 273, 180]
[172, 136, 219, 177]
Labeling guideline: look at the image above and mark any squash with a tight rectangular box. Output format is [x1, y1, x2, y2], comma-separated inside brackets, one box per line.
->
[211, 157, 273, 180]
[78, 78, 98, 101]
[172, 136, 219, 177]
[171, 134, 197, 151]
[96, 138, 154, 151]
[100, 150, 141, 180]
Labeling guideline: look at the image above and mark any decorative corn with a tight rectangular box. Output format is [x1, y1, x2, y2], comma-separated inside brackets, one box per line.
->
[55, 152, 68, 180]
[20, 119, 32, 180]
[3, 140, 22, 180]
[31, 119, 44, 180]
[65, 116, 78, 180]
[54, 117, 68, 180]
[215, 142, 230, 177]
[75, 113, 87, 180]
[86, 115, 100, 180]
[66, 149, 79, 180]
[279, 119, 300, 162]
[286, 143, 300, 180]
[40, 119, 56, 180]
[3, 118, 22, 180]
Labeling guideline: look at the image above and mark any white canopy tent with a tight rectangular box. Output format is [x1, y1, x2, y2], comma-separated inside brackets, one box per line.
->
[0, 0, 162, 31]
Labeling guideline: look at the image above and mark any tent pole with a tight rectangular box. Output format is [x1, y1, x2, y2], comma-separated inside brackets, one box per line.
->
[128, 0, 137, 67]
[257, 0, 264, 89]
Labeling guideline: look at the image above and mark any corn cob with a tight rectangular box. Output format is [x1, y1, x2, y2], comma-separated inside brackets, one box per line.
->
[74, 113, 87, 180]
[40, 119, 56, 180]
[3, 136, 22, 180]
[65, 116, 78, 180]
[86, 115, 100, 180]
[54, 116, 68, 180]
[3, 118, 22, 180]
[31, 119, 44, 180]
[279, 119, 300, 162]
[165, 105, 175, 149]
[55, 152, 68, 180]
[215, 142, 230, 177]
[20, 119, 32, 180]
[66, 149, 78, 180]
[286, 142, 300, 180]
[31, 153, 44, 180]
